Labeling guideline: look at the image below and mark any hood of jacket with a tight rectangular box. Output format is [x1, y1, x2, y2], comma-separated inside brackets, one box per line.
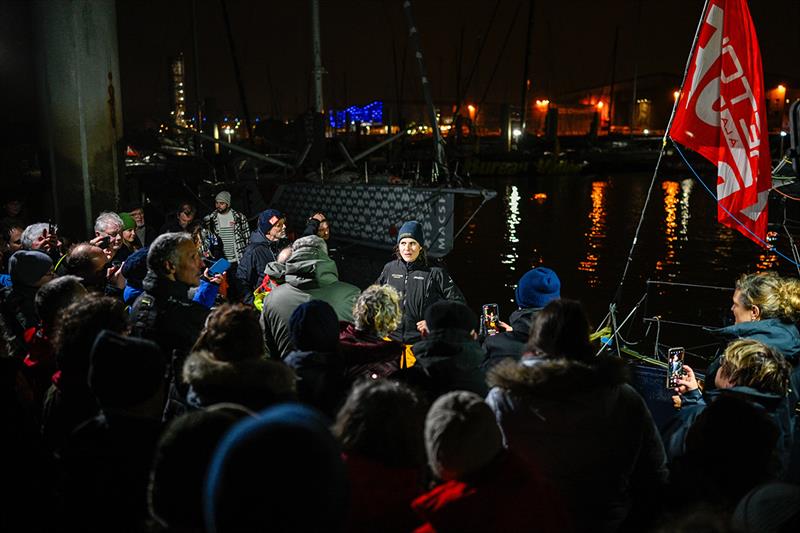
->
[284, 248, 340, 290]
[487, 355, 630, 400]
[182, 350, 296, 408]
[508, 307, 537, 340]
[710, 318, 800, 362]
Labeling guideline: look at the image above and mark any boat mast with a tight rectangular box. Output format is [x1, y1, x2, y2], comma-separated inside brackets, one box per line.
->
[311, 0, 325, 114]
[402, 0, 448, 179]
[519, 0, 535, 136]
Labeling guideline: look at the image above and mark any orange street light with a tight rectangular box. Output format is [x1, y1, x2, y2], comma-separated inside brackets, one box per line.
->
[673, 90, 680, 102]
[596, 101, 604, 109]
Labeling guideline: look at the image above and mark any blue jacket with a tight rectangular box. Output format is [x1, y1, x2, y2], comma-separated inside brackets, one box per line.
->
[125, 279, 219, 310]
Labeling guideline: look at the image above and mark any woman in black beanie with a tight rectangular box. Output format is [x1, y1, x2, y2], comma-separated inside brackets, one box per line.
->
[375, 220, 465, 368]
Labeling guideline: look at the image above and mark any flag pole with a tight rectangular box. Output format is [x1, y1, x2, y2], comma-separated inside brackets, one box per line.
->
[603, 0, 713, 356]
[664, 0, 712, 141]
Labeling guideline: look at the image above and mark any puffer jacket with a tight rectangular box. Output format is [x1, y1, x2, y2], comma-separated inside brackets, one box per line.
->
[376, 259, 465, 345]
[486, 356, 669, 533]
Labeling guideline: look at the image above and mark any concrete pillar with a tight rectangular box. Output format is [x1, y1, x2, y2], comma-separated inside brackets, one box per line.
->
[32, 0, 123, 238]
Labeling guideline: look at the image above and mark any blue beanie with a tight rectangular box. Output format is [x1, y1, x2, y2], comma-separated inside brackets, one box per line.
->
[397, 220, 424, 245]
[9, 250, 53, 287]
[289, 300, 340, 353]
[258, 209, 284, 234]
[516, 267, 561, 309]
[204, 403, 348, 533]
[121, 247, 149, 289]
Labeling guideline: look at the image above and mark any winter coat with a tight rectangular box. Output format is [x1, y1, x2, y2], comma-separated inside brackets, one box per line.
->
[481, 307, 538, 369]
[661, 385, 792, 476]
[376, 259, 465, 345]
[486, 356, 669, 533]
[344, 452, 424, 533]
[130, 273, 210, 358]
[261, 248, 360, 359]
[236, 231, 287, 304]
[284, 349, 346, 417]
[411, 451, 568, 533]
[393, 329, 487, 400]
[182, 350, 296, 412]
[339, 322, 403, 382]
[60, 412, 162, 532]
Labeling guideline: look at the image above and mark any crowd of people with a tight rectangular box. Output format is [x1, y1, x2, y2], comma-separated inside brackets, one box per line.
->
[2, 189, 800, 532]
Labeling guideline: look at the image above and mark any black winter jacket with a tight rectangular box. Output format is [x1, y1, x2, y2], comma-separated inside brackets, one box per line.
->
[236, 231, 288, 303]
[376, 258, 465, 345]
[131, 273, 210, 358]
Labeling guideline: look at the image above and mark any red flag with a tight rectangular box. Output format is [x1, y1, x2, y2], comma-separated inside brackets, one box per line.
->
[670, 0, 771, 246]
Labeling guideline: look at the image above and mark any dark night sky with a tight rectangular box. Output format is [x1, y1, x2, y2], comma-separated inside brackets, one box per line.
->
[114, 0, 800, 128]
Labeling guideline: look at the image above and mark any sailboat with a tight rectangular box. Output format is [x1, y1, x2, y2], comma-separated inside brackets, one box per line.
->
[594, 0, 797, 422]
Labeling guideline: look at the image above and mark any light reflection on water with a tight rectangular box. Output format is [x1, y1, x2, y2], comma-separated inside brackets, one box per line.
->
[656, 181, 679, 273]
[447, 173, 799, 326]
[502, 185, 521, 267]
[577, 181, 608, 287]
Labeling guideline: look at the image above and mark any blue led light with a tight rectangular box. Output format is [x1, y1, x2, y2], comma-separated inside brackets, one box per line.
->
[328, 101, 383, 128]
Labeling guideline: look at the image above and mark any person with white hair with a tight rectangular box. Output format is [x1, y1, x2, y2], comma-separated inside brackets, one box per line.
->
[90, 211, 124, 261]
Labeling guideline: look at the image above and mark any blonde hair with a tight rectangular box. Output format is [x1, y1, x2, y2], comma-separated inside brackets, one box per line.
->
[719, 339, 791, 396]
[735, 271, 800, 322]
[353, 285, 402, 337]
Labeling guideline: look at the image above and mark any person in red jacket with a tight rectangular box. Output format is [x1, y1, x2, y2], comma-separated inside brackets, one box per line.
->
[412, 391, 568, 533]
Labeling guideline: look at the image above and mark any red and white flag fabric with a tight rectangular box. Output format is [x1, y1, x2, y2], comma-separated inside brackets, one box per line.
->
[670, 0, 771, 246]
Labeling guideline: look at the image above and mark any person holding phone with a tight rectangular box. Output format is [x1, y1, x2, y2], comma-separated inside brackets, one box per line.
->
[481, 267, 561, 369]
[662, 338, 792, 474]
[375, 220, 465, 368]
[90, 212, 124, 262]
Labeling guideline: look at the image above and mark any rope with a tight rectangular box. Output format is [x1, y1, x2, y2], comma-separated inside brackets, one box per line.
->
[646, 280, 733, 292]
[772, 186, 800, 202]
[672, 141, 800, 268]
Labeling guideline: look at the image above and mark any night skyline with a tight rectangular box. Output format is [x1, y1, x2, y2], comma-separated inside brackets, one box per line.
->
[115, 0, 800, 128]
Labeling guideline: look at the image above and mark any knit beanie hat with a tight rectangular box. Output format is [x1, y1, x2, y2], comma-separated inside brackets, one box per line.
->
[122, 247, 149, 289]
[258, 209, 284, 233]
[425, 391, 503, 481]
[88, 330, 165, 409]
[424, 300, 477, 333]
[119, 212, 136, 231]
[204, 403, 347, 533]
[289, 300, 339, 353]
[9, 250, 53, 287]
[732, 482, 800, 533]
[215, 191, 232, 205]
[516, 267, 561, 309]
[397, 220, 424, 245]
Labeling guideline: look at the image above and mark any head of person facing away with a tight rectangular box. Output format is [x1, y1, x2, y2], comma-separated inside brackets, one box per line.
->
[522, 298, 593, 362]
[333, 379, 427, 469]
[515, 267, 561, 309]
[203, 403, 348, 533]
[352, 284, 402, 338]
[148, 404, 254, 531]
[714, 338, 791, 395]
[731, 271, 800, 324]
[424, 390, 503, 481]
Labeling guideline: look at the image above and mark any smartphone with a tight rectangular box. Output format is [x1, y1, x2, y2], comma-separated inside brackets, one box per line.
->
[667, 347, 685, 388]
[208, 258, 231, 275]
[482, 303, 500, 336]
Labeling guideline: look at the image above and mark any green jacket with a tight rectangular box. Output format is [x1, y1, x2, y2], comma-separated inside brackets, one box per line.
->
[261, 244, 360, 359]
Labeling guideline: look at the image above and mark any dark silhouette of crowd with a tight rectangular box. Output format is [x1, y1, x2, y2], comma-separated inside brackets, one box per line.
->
[2, 191, 800, 532]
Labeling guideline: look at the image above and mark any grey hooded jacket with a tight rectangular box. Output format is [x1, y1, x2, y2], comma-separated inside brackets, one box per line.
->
[260, 236, 360, 359]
